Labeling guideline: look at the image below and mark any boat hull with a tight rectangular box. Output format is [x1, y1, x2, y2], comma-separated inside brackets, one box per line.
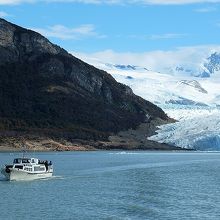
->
[1, 168, 53, 181]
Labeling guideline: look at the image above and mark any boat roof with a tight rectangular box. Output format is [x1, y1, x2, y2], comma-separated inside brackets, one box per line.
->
[14, 158, 31, 160]
[14, 158, 37, 160]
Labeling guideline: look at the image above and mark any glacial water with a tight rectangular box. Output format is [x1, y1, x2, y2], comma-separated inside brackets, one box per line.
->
[1, 151, 220, 220]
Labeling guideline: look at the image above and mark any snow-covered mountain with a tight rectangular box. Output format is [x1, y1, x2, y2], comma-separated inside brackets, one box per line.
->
[76, 51, 220, 150]
[105, 66, 220, 107]
[204, 52, 220, 76]
[165, 52, 220, 78]
[103, 51, 220, 78]
[84, 51, 220, 107]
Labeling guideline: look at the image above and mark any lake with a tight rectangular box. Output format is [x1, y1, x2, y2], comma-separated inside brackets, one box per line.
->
[1, 151, 220, 220]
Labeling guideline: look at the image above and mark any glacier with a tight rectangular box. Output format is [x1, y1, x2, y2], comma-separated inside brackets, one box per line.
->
[76, 53, 220, 150]
[149, 106, 220, 150]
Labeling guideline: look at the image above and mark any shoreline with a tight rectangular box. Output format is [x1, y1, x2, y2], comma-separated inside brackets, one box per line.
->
[0, 146, 194, 153]
[0, 119, 189, 152]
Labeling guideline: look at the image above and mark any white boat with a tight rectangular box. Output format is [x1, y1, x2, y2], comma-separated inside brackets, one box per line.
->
[1, 157, 53, 181]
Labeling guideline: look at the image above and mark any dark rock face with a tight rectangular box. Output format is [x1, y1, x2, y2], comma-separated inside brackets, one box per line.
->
[0, 18, 168, 141]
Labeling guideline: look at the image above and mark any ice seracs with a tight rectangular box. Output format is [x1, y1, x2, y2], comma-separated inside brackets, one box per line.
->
[1, 157, 53, 181]
[148, 107, 220, 151]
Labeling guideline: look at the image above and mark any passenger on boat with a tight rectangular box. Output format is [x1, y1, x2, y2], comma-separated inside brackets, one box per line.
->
[45, 160, 48, 171]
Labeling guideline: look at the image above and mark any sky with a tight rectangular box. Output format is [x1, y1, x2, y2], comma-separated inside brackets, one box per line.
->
[1, 0, 220, 66]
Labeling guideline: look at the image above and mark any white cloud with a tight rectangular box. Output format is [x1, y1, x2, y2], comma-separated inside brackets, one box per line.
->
[194, 6, 217, 12]
[1, 0, 220, 5]
[0, 11, 10, 17]
[31, 24, 106, 40]
[150, 33, 188, 40]
[71, 45, 220, 72]
[0, 0, 34, 5]
[138, 0, 220, 4]
[129, 33, 188, 40]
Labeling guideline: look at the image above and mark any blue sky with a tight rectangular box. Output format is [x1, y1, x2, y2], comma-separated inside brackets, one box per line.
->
[1, 0, 220, 65]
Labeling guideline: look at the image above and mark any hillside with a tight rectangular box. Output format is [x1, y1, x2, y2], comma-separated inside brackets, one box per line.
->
[0, 18, 173, 151]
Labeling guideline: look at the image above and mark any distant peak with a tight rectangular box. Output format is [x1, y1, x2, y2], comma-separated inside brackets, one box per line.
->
[103, 63, 149, 72]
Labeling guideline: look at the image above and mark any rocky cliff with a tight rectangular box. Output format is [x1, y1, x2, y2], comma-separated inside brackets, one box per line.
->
[0, 19, 170, 150]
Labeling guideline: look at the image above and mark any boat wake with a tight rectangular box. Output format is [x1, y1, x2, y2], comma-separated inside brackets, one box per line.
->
[42, 175, 64, 181]
[0, 175, 64, 182]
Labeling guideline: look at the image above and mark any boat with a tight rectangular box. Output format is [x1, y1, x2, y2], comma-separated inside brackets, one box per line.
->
[1, 157, 53, 181]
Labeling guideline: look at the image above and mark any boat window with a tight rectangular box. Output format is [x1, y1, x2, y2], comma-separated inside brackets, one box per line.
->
[25, 167, 32, 171]
[22, 159, 30, 163]
[14, 159, 21, 164]
[15, 165, 23, 169]
[34, 166, 45, 171]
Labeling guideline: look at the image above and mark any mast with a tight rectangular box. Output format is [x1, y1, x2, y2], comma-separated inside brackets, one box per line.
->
[21, 138, 27, 158]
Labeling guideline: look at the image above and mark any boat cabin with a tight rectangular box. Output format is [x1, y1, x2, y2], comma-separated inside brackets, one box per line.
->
[8, 158, 52, 173]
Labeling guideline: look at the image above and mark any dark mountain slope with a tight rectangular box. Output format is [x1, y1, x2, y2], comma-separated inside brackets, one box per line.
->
[0, 19, 169, 148]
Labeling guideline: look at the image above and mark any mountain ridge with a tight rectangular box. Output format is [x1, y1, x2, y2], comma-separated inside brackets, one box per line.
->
[0, 18, 172, 151]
